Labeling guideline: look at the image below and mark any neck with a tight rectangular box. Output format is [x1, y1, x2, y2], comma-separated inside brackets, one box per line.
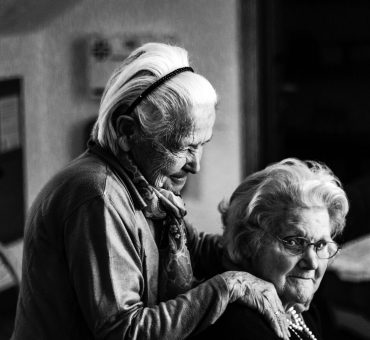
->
[287, 307, 318, 340]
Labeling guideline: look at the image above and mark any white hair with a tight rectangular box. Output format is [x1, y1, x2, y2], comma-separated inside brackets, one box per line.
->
[220, 158, 349, 265]
[91, 42, 218, 155]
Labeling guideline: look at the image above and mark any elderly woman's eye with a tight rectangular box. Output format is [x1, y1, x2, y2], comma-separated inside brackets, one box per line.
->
[172, 146, 191, 155]
[178, 145, 193, 152]
[285, 239, 298, 246]
[315, 241, 327, 250]
[283, 237, 304, 248]
[187, 147, 195, 153]
[186, 145, 200, 155]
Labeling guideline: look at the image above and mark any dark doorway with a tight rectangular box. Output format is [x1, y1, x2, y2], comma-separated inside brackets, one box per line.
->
[0, 77, 24, 338]
[0, 78, 24, 243]
[257, 2, 370, 339]
[259, 0, 370, 186]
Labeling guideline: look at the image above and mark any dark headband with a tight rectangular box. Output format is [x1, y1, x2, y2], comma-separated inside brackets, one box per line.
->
[113, 66, 194, 126]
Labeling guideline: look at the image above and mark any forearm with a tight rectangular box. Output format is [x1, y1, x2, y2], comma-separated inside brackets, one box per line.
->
[101, 275, 229, 340]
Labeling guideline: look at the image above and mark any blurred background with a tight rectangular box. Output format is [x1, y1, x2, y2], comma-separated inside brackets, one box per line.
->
[0, 0, 369, 339]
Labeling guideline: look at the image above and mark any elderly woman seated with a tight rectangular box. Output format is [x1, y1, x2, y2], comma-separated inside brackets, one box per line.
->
[194, 158, 348, 340]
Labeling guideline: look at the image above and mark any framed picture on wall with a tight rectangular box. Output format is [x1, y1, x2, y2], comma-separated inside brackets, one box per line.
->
[0, 78, 22, 153]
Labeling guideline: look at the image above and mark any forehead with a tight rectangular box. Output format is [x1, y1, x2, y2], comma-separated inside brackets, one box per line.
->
[283, 208, 331, 239]
[189, 105, 216, 139]
[182, 104, 215, 144]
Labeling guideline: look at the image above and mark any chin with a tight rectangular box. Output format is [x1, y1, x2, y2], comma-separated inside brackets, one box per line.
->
[295, 301, 312, 313]
[162, 179, 187, 194]
[164, 184, 184, 195]
[282, 288, 314, 312]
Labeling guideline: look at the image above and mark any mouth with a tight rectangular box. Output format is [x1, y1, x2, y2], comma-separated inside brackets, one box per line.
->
[289, 276, 315, 282]
[170, 175, 187, 185]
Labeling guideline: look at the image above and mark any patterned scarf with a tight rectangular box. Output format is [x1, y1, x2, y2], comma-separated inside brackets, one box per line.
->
[119, 152, 194, 301]
[120, 153, 193, 301]
[89, 141, 194, 301]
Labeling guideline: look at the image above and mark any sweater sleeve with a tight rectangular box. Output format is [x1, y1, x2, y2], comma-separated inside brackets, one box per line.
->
[184, 220, 226, 280]
[64, 195, 229, 340]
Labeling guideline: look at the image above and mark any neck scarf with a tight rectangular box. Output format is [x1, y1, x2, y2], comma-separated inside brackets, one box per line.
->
[119, 151, 194, 301]
[89, 141, 194, 301]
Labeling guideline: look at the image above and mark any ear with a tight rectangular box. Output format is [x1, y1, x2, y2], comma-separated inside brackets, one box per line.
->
[116, 115, 137, 152]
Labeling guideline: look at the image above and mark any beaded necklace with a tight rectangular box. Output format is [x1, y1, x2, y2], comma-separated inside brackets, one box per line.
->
[287, 307, 318, 340]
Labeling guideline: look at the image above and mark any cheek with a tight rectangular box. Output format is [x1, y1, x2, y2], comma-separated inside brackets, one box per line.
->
[163, 153, 188, 173]
[316, 261, 328, 282]
[256, 249, 295, 286]
[270, 256, 296, 284]
[151, 152, 187, 177]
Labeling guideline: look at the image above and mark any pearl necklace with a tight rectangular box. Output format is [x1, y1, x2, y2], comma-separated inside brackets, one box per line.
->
[287, 307, 318, 340]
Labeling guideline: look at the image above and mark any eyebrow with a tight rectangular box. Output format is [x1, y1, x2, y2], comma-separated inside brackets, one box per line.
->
[188, 135, 213, 148]
[283, 234, 333, 243]
[203, 134, 214, 144]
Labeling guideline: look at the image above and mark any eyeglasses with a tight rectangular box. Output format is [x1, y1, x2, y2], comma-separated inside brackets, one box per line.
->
[265, 232, 340, 259]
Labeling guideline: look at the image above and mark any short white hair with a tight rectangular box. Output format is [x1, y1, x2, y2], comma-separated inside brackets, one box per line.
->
[220, 158, 349, 265]
[91, 42, 218, 155]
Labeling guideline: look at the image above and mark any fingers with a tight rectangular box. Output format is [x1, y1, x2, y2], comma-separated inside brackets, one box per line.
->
[273, 309, 290, 340]
[265, 308, 285, 339]
[259, 294, 289, 340]
[266, 289, 290, 340]
[221, 271, 290, 339]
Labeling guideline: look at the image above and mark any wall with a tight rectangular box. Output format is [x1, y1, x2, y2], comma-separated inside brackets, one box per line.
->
[0, 33, 46, 207]
[0, 0, 242, 234]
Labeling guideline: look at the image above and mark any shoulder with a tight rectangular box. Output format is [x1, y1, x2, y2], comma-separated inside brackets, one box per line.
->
[302, 304, 323, 340]
[41, 152, 111, 198]
[29, 152, 136, 223]
[192, 303, 279, 340]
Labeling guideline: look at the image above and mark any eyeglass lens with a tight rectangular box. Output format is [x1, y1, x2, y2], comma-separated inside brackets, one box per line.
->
[281, 237, 339, 259]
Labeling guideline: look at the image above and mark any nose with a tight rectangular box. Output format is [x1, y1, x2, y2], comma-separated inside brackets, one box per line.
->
[299, 245, 319, 270]
[184, 148, 203, 174]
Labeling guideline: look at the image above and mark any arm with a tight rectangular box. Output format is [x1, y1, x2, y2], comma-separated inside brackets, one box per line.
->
[184, 220, 224, 279]
[64, 195, 229, 340]
[185, 220, 290, 340]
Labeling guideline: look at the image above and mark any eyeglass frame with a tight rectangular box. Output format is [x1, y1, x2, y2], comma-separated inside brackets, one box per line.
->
[260, 228, 341, 259]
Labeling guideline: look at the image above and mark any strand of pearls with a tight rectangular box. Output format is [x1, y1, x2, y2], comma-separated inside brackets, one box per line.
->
[287, 307, 318, 340]
[289, 327, 304, 340]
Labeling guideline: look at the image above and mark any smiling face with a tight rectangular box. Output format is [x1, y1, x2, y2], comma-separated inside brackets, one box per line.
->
[253, 208, 332, 312]
[130, 104, 215, 194]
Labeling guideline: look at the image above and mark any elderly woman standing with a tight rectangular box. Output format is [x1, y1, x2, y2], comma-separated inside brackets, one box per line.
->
[12, 43, 289, 340]
[193, 158, 348, 340]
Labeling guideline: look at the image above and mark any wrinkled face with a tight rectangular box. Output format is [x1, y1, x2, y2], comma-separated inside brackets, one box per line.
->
[130, 105, 215, 194]
[253, 208, 331, 312]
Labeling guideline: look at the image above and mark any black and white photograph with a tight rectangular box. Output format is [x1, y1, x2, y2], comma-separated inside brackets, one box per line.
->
[0, 1, 369, 339]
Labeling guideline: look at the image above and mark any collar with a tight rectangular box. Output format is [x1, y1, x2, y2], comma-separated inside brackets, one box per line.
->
[87, 139, 147, 211]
